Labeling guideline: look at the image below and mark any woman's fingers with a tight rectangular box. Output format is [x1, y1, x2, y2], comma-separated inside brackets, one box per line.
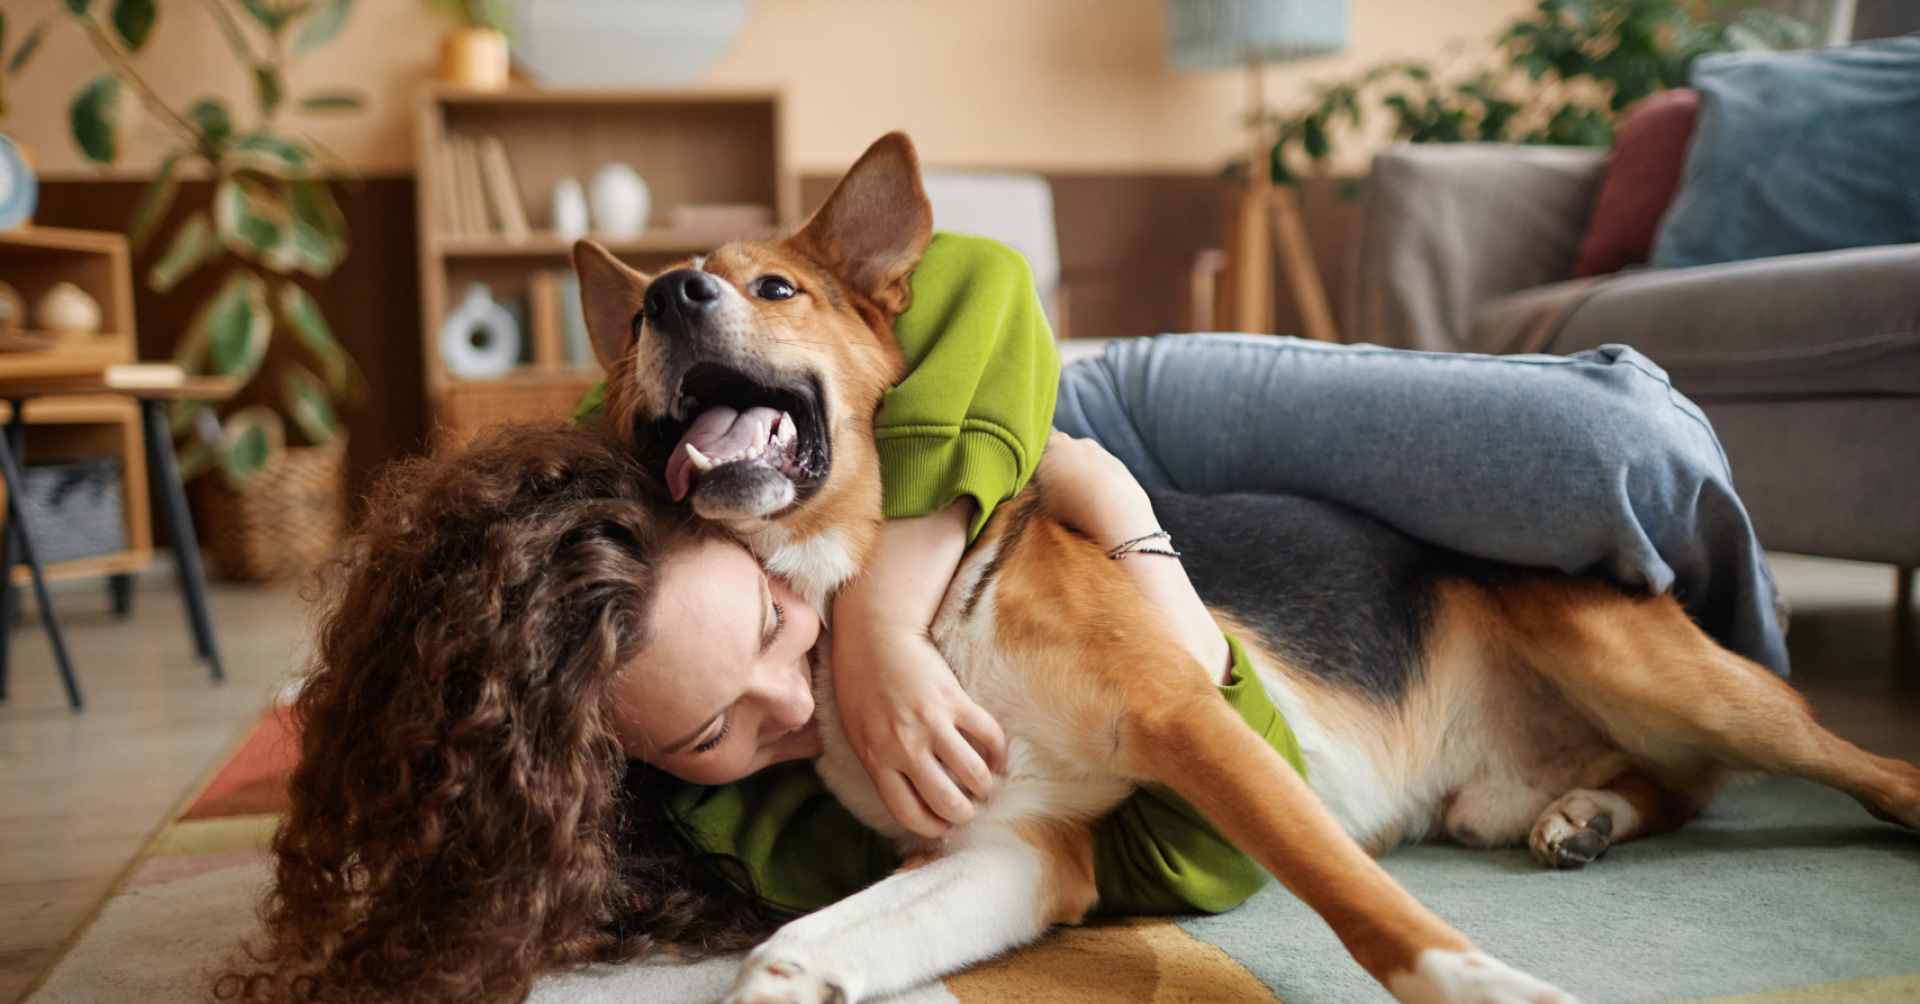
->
[873, 771, 948, 839]
[933, 726, 995, 803]
[906, 754, 978, 828]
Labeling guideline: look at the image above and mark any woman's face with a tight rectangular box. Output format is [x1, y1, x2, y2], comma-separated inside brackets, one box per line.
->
[609, 537, 824, 784]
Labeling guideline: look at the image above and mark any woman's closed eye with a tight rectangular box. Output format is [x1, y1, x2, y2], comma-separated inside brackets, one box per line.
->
[693, 714, 731, 753]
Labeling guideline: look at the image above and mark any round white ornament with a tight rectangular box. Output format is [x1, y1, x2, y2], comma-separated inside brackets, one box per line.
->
[588, 163, 650, 241]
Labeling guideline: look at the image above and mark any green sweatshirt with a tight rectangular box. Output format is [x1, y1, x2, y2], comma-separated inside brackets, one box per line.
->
[581, 233, 1304, 916]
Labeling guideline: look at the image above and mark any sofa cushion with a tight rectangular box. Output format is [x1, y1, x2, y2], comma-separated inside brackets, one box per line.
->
[1571, 89, 1699, 278]
[1650, 34, 1920, 270]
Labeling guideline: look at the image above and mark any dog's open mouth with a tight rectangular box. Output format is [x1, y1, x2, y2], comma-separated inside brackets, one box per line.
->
[655, 363, 828, 506]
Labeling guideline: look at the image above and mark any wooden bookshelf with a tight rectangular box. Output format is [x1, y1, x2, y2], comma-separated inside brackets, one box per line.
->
[415, 87, 794, 444]
[0, 227, 152, 584]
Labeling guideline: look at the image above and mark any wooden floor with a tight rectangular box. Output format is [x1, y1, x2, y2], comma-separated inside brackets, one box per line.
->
[0, 554, 1914, 1004]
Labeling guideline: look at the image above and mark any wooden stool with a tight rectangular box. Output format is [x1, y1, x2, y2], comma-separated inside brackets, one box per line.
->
[0, 369, 239, 708]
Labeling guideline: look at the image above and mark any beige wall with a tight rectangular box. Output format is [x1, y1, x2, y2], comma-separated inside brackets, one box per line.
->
[8, 0, 1533, 179]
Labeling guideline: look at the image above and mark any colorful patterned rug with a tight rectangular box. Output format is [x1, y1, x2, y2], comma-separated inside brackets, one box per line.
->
[25, 707, 1920, 1004]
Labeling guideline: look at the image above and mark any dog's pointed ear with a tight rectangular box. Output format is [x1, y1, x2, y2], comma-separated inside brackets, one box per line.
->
[571, 239, 652, 370]
[790, 132, 933, 317]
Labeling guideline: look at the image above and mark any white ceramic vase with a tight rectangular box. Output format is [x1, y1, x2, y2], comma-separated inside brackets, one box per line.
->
[439, 284, 521, 379]
[553, 177, 590, 241]
[589, 163, 650, 241]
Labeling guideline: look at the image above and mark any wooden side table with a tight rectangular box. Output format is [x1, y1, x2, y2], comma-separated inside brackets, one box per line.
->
[0, 370, 239, 708]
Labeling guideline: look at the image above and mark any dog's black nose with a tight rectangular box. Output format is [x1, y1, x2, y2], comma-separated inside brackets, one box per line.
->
[645, 269, 722, 338]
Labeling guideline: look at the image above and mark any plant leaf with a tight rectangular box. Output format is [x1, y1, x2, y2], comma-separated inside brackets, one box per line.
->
[231, 132, 309, 173]
[253, 63, 282, 118]
[130, 150, 183, 250]
[292, 0, 349, 53]
[202, 271, 272, 380]
[276, 281, 349, 392]
[286, 178, 347, 277]
[70, 74, 119, 164]
[8, 19, 50, 75]
[296, 89, 363, 112]
[236, 0, 286, 35]
[218, 405, 285, 487]
[185, 97, 233, 150]
[281, 364, 339, 445]
[149, 210, 218, 292]
[111, 0, 155, 50]
[213, 177, 293, 267]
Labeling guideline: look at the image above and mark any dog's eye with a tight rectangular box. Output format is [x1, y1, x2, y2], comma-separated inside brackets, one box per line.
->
[752, 276, 798, 301]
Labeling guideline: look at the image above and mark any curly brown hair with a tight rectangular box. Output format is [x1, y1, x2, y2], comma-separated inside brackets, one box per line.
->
[219, 422, 778, 1004]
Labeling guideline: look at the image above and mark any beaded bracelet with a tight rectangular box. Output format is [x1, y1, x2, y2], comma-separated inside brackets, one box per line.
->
[1106, 530, 1182, 560]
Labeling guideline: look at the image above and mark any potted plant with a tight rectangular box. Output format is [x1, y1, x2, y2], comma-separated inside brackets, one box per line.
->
[3, 0, 366, 582]
[424, 0, 515, 91]
[1264, 0, 1814, 182]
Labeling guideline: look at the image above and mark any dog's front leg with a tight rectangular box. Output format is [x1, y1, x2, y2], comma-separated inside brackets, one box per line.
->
[725, 824, 1095, 1004]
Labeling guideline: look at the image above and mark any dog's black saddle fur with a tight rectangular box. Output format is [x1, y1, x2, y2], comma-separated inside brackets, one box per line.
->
[1149, 491, 1477, 703]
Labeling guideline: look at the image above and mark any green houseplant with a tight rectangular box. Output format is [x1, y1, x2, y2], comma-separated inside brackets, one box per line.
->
[1265, 0, 1814, 183]
[2, 0, 367, 578]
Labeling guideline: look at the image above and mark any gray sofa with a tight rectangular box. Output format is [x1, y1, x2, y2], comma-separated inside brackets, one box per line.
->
[1350, 143, 1920, 569]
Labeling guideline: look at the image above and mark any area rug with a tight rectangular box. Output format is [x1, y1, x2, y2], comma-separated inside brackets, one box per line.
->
[25, 707, 1920, 1004]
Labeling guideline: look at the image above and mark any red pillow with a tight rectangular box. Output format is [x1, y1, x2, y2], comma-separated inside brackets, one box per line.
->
[1570, 88, 1700, 278]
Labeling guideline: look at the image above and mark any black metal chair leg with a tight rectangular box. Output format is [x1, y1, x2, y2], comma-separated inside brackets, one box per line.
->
[0, 407, 82, 709]
[141, 400, 223, 682]
[1, 403, 26, 701]
[109, 573, 136, 618]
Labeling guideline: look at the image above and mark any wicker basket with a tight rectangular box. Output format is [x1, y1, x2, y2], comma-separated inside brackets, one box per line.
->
[192, 437, 347, 584]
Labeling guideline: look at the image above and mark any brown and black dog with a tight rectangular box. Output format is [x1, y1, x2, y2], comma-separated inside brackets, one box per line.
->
[573, 133, 1920, 1004]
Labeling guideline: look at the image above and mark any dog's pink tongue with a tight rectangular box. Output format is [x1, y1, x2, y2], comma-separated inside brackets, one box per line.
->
[664, 406, 784, 500]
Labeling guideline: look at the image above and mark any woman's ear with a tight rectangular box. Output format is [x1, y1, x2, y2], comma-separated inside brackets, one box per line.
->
[787, 132, 933, 318]
[572, 239, 653, 370]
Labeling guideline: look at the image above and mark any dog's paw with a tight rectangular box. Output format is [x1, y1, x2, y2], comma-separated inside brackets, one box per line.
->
[1529, 790, 1617, 869]
[1389, 949, 1582, 1004]
[724, 957, 846, 1004]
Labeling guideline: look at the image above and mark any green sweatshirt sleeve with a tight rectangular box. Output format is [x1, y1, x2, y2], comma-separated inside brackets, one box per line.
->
[661, 761, 901, 918]
[667, 635, 1303, 919]
[880, 233, 1061, 540]
[1089, 635, 1307, 915]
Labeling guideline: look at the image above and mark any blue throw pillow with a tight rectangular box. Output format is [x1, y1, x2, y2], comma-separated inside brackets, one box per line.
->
[1650, 34, 1920, 269]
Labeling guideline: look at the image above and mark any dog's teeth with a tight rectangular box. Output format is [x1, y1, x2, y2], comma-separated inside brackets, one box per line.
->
[751, 420, 768, 453]
[685, 443, 716, 471]
[775, 414, 797, 446]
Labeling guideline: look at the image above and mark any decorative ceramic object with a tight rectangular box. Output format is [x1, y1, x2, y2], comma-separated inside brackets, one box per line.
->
[589, 163, 650, 241]
[36, 282, 103, 335]
[0, 282, 23, 332]
[0, 134, 37, 231]
[440, 28, 511, 92]
[439, 284, 521, 378]
[553, 177, 590, 241]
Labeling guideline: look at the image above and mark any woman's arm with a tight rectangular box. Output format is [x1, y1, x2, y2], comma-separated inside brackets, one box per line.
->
[1034, 432, 1232, 684]
[832, 499, 1007, 839]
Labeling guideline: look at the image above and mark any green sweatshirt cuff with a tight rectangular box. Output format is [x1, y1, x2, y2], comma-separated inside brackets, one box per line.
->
[876, 422, 1031, 541]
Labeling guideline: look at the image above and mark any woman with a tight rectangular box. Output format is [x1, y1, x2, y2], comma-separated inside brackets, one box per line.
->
[221, 418, 1291, 1003]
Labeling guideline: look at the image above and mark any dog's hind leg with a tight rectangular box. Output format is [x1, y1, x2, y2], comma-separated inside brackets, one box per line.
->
[1498, 581, 1920, 833]
[724, 823, 1098, 1004]
[1529, 769, 1712, 868]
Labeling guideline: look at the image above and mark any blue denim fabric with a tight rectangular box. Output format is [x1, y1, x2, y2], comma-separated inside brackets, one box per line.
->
[1054, 334, 1788, 676]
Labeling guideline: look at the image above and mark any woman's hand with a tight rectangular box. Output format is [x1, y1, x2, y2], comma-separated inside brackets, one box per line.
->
[832, 500, 1007, 839]
[1036, 432, 1233, 685]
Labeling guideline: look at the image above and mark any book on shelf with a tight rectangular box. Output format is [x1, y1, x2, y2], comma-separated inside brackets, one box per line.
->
[478, 136, 532, 243]
[559, 271, 594, 368]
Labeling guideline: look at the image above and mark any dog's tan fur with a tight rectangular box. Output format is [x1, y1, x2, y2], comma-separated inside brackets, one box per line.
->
[576, 133, 1920, 1004]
